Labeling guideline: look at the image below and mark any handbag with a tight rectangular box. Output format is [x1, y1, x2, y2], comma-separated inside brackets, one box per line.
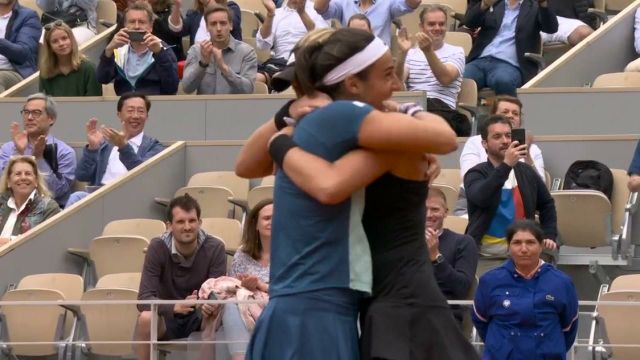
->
[41, 5, 88, 28]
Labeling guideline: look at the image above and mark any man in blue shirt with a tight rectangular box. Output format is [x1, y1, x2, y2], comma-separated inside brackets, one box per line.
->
[463, 0, 558, 96]
[314, 0, 420, 45]
[0, 93, 76, 207]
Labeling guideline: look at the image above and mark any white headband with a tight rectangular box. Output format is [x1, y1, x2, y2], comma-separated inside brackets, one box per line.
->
[321, 37, 388, 86]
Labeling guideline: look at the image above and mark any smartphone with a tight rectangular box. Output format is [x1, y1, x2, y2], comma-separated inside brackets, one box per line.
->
[127, 30, 145, 42]
[511, 128, 526, 146]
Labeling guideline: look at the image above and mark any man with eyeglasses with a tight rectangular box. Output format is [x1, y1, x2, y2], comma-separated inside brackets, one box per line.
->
[67, 92, 165, 207]
[0, 93, 76, 207]
[0, 0, 41, 92]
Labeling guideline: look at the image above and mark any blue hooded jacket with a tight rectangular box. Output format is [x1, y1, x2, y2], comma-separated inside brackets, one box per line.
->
[0, 2, 41, 79]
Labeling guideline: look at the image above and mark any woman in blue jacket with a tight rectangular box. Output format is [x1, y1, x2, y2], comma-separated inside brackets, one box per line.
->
[472, 219, 579, 360]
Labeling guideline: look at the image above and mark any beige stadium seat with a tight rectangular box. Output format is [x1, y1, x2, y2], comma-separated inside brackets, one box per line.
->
[102, 218, 166, 241]
[591, 290, 640, 360]
[88, 236, 149, 280]
[0, 289, 67, 357]
[102, 83, 116, 96]
[248, 185, 274, 210]
[96, 0, 118, 33]
[234, 0, 263, 13]
[240, 9, 260, 38]
[254, 81, 269, 94]
[461, 275, 478, 339]
[593, 72, 640, 88]
[430, 183, 458, 212]
[17, 273, 84, 301]
[95, 272, 142, 290]
[201, 217, 242, 253]
[610, 274, 640, 291]
[457, 78, 478, 132]
[443, 215, 468, 234]
[444, 31, 472, 56]
[175, 186, 235, 218]
[433, 168, 462, 190]
[77, 288, 139, 357]
[604, 0, 635, 12]
[244, 37, 272, 63]
[188, 171, 250, 202]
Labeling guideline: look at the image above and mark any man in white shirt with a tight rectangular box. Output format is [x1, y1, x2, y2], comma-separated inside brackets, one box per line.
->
[256, 0, 328, 86]
[68, 92, 165, 206]
[395, 5, 469, 136]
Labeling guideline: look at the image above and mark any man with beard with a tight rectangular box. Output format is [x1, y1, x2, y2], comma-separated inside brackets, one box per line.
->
[182, 4, 257, 94]
[464, 115, 557, 273]
[135, 193, 227, 360]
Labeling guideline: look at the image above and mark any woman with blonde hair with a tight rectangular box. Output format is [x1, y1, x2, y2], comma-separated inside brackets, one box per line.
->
[39, 21, 102, 96]
[0, 156, 60, 246]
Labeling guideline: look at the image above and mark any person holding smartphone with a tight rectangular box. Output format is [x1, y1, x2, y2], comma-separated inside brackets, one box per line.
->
[96, 0, 179, 95]
[464, 115, 558, 274]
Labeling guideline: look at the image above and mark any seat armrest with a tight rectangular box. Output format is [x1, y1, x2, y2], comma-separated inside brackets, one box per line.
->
[524, 53, 546, 73]
[154, 197, 170, 207]
[254, 11, 265, 24]
[228, 197, 248, 213]
[67, 248, 90, 261]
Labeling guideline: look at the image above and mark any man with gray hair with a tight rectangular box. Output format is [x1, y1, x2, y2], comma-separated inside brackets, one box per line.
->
[0, 93, 76, 206]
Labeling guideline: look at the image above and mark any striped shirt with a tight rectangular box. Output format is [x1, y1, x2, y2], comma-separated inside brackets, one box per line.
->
[405, 43, 465, 109]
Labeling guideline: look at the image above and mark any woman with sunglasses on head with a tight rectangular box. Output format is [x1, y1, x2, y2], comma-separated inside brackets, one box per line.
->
[39, 21, 102, 96]
[0, 156, 60, 247]
[237, 28, 475, 359]
[37, 0, 98, 45]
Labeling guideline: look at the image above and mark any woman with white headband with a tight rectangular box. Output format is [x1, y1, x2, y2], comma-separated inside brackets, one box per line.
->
[237, 28, 475, 359]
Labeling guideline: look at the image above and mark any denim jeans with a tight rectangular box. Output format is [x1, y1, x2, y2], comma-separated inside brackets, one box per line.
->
[464, 56, 523, 96]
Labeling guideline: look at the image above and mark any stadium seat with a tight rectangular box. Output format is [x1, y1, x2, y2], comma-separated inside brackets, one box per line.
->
[593, 72, 640, 87]
[248, 185, 274, 210]
[260, 175, 275, 186]
[589, 286, 640, 360]
[96, 0, 118, 33]
[201, 217, 241, 254]
[234, 0, 263, 14]
[244, 37, 272, 63]
[68, 235, 149, 288]
[188, 171, 250, 202]
[240, 9, 260, 38]
[434, 168, 462, 190]
[95, 272, 142, 290]
[254, 81, 269, 94]
[610, 274, 640, 291]
[102, 218, 166, 241]
[75, 287, 139, 357]
[17, 273, 84, 301]
[0, 289, 68, 357]
[443, 215, 468, 234]
[174, 186, 236, 218]
[445, 31, 472, 56]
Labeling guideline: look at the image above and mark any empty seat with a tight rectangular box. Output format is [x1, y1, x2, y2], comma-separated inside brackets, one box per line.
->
[254, 81, 269, 94]
[201, 218, 242, 253]
[610, 274, 640, 291]
[90, 236, 149, 280]
[0, 289, 67, 357]
[17, 273, 84, 301]
[95, 272, 142, 290]
[593, 72, 640, 88]
[445, 31, 472, 56]
[591, 290, 640, 360]
[77, 288, 139, 357]
[188, 171, 250, 202]
[240, 9, 260, 38]
[102, 218, 166, 241]
[433, 168, 462, 189]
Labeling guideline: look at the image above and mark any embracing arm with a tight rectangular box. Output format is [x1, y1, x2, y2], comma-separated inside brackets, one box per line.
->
[235, 119, 278, 178]
[358, 110, 458, 154]
[279, 143, 391, 204]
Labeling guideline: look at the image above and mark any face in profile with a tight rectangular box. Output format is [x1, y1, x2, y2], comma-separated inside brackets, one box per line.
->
[8, 161, 37, 198]
[348, 51, 402, 111]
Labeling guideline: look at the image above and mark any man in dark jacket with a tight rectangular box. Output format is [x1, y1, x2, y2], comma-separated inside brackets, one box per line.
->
[463, 0, 558, 96]
[464, 115, 557, 260]
[0, 0, 41, 92]
[97, 0, 179, 95]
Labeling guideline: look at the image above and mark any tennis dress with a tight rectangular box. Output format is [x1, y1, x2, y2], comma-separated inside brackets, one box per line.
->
[360, 173, 478, 360]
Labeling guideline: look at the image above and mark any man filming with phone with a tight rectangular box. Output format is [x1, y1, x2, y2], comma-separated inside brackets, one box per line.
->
[464, 114, 558, 274]
[182, 4, 257, 94]
[97, 0, 179, 95]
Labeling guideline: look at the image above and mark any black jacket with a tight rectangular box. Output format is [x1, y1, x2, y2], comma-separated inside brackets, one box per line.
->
[464, 161, 557, 244]
[463, 0, 558, 82]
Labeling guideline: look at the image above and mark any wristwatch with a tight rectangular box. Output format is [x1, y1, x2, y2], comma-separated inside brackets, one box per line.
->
[432, 254, 445, 266]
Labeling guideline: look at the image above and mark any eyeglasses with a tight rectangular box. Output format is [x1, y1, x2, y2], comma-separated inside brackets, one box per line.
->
[44, 20, 64, 32]
[20, 109, 44, 118]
